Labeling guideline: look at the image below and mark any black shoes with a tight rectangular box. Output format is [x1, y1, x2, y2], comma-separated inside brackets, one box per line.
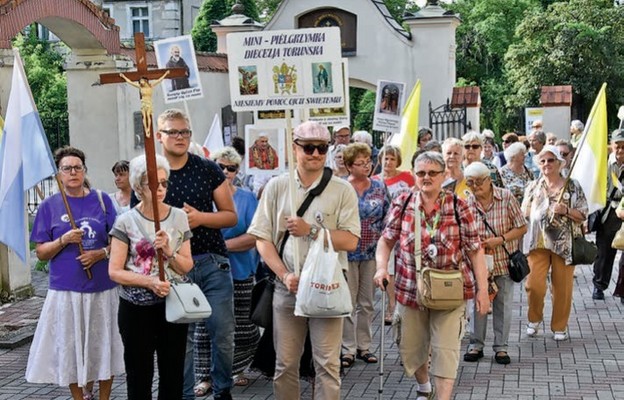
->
[495, 352, 511, 365]
[592, 287, 605, 300]
[463, 349, 484, 362]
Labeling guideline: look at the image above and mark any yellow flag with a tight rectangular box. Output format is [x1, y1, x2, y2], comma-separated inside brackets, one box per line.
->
[0, 114, 4, 142]
[570, 83, 608, 213]
[391, 80, 421, 170]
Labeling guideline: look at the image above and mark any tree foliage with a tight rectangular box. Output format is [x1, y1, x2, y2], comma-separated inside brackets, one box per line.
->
[505, 0, 624, 124]
[192, 0, 260, 52]
[13, 28, 68, 150]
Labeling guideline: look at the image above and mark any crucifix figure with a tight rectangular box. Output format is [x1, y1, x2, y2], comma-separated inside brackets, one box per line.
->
[99, 32, 188, 280]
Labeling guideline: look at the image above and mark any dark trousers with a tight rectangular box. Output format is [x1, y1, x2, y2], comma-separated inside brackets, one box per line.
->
[118, 298, 188, 400]
[593, 209, 622, 290]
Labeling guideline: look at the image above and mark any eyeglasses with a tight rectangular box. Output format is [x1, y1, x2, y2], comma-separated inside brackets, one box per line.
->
[466, 177, 489, 187]
[539, 158, 557, 165]
[59, 165, 86, 174]
[464, 144, 482, 150]
[414, 170, 445, 178]
[352, 161, 372, 168]
[218, 163, 238, 173]
[160, 129, 192, 138]
[295, 141, 329, 155]
[142, 180, 170, 189]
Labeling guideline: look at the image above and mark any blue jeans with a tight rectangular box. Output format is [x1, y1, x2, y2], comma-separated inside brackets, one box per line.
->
[183, 253, 234, 398]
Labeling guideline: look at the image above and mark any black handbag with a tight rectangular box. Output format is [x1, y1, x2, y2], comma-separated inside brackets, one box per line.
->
[476, 208, 528, 282]
[249, 275, 274, 328]
[587, 209, 603, 233]
[506, 249, 530, 283]
[572, 236, 598, 265]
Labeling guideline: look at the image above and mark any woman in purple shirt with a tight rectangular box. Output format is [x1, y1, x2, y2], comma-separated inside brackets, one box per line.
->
[26, 146, 124, 400]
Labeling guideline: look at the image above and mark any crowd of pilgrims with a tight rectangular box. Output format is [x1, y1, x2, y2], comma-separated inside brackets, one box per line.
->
[25, 111, 623, 400]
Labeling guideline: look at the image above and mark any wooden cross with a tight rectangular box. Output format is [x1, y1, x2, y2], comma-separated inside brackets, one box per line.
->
[99, 32, 188, 281]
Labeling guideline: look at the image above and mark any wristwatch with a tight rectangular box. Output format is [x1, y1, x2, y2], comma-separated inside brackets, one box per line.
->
[308, 225, 319, 240]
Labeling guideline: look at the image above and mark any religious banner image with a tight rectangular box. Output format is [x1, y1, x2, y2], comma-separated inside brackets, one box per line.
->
[226, 27, 344, 111]
[154, 35, 204, 103]
[306, 58, 350, 127]
[245, 126, 286, 176]
[373, 80, 406, 133]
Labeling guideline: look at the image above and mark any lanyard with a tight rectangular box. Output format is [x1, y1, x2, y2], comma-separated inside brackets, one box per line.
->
[420, 194, 445, 243]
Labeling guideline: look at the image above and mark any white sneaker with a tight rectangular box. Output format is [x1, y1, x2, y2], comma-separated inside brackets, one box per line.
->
[526, 322, 540, 337]
[553, 330, 568, 341]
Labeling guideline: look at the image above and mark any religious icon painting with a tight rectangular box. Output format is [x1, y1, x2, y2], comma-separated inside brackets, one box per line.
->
[270, 62, 303, 96]
[154, 35, 204, 103]
[244, 125, 286, 176]
[372, 79, 405, 133]
[311, 62, 333, 94]
[238, 66, 259, 95]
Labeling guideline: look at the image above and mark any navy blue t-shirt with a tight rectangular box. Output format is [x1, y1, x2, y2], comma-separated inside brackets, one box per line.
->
[165, 153, 228, 257]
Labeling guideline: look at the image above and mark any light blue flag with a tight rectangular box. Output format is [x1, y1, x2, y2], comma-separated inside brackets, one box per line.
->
[0, 49, 56, 263]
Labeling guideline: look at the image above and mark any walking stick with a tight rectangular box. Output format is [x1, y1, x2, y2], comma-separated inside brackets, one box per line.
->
[55, 174, 92, 279]
[378, 278, 389, 400]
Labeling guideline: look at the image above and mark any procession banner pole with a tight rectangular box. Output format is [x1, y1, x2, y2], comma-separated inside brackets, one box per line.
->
[55, 174, 92, 279]
[285, 110, 301, 276]
[182, 100, 195, 134]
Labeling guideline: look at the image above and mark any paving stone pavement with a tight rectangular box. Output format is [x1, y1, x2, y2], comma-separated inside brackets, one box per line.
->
[1, 257, 623, 399]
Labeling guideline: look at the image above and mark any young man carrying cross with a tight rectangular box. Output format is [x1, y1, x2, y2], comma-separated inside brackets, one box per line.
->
[156, 109, 237, 400]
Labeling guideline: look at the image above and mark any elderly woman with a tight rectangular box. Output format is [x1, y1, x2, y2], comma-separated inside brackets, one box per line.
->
[481, 136, 496, 162]
[522, 145, 587, 341]
[331, 143, 349, 178]
[110, 160, 131, 215]
[462, 131, 503, 187]
[193, 147, 261, 394]
[340, 143, 389, 367]
[463, 162, 527, 365]
[570, 120, 584, 148]
[500, 142, 534, 205]
[353, 130, 380, 173]
[27, 146, 123, 400]
[108, 154, 194, 399]
[418, 127, 433, 150]
[442, 137, 470, 199]
[374, 151, 489, 400]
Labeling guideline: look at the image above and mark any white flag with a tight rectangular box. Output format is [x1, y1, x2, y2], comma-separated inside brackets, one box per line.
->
[202, 114, 224, 157]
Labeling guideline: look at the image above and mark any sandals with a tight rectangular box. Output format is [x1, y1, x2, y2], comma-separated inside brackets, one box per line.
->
[234, 374, 249, 386]
[356, 350, 378, 364]
[341, 354, 355, 368]
[495, 351, 511, 365]
[194, 381, 212, 397]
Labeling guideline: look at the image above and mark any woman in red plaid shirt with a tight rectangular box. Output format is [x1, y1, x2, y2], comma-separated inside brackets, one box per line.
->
[374, 151, 489, 400]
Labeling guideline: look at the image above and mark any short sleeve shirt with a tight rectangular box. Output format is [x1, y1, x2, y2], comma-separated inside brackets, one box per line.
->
[348, 179, 389, 261]
[110, 207, 192, 305]
[30, 191, 117, 293]
[248, 171, 361, 284]
[222, 188, 259, 280]
[165, 153, 227, 257]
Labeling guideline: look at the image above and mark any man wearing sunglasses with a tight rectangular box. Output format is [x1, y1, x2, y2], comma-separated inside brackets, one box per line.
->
[156, 109, 238, 400]
[249, 121, 361, 400]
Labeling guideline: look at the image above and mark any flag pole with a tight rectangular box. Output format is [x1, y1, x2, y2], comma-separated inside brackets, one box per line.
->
[54, 174, 92, 279]
[285, 110, 301, 276]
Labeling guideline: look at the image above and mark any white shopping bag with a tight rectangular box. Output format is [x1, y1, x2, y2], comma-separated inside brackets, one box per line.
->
[295, 229, 353, 318]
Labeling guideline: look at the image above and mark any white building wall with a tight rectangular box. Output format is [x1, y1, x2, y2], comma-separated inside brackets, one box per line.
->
[543, 106, 571, 140]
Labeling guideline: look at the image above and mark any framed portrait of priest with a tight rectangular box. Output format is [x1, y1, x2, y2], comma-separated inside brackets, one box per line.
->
[154, 35, 204, 103]
[244, 126, 286, 176]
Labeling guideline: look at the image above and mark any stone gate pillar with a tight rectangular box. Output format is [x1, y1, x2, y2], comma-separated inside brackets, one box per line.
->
[540, 85, 572, 140]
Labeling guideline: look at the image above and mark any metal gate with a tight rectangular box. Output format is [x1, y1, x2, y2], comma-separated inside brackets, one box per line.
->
[429, 99, 472, 141]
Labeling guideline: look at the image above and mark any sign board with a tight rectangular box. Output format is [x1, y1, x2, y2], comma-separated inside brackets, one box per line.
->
[154, 35, 204, 103]
[305, 58, 350, 128]
[525, 107, 544, 134]
[373, 80, 406, 133]
[226, 27, 345, 111]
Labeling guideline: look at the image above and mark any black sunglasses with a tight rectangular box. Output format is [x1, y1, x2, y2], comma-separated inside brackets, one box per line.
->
[218, 163, 238, 172]
[464, 144, 482, 150]
[295, 141, 329, 155]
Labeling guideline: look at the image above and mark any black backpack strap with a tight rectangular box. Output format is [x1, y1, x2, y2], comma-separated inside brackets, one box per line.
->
[453, 194, 462, 243]
[279, 167, 333, 258]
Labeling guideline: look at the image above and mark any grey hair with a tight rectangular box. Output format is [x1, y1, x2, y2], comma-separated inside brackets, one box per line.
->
[352, 130, 373, 146]
[414, 151, 445, 171]
[504, 142, 527, 161]
[129, 154, 171, 200]
[530, 130, 546, 145]
[462, 131, 483, 145]
[555, 139, 573, 153]
[464, 161, 490, 178]
[442, 137, 464, 153]
[571, 120, 584, 132]
[211, 146, 242, 165]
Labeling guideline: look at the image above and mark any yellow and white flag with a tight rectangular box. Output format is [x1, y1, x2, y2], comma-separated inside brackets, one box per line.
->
[391, 80, 421, 170]
[570, 83, 608, 214]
